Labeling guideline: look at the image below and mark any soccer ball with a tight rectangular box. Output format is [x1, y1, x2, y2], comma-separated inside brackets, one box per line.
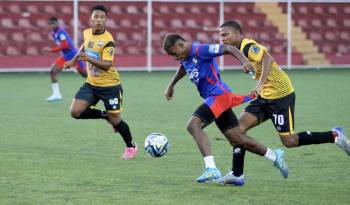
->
[144, 133, 170, 157]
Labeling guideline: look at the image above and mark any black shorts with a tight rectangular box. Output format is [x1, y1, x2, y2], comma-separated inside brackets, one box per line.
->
[75, 83, 123, 113]
[193, 103, 239, 133]
[244, 92, 295, 135]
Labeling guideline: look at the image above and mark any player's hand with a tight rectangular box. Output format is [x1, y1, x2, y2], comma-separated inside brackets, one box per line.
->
[77, 52, 90, 61]
[254, 84, 263, 96]
[164, 85, 174, 100]
[64, 60, 76, 69]
[242, 61, 254, 74]
[42, 47, 51, 55]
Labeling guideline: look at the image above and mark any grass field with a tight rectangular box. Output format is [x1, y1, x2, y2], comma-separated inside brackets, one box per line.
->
[0, 69, 349, 205]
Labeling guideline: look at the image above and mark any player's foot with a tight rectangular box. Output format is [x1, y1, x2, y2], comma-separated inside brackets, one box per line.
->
[273, 149, 289, 178]
[121, 142, 138, 160]
[333, 127, 350, 156]
[196, 167, 222, 183]
[46, 94, 62, 102]
[215, 171, 245, 186]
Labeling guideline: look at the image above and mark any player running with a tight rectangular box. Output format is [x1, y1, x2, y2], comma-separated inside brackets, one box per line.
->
[45, 17, 86, 102]
[64, 5, 138, 160]
[216, 20, 350, 186]
[163, 33, 289, 183]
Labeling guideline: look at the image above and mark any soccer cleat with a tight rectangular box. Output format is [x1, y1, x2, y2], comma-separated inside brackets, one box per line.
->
[215, 171, 245, 186]
[333, 127, 350, 156]
[196, 168, 222, 183]
[273, 149, 289, 178]
[121, 142, 138, 160]
[46, 94, 62, 102]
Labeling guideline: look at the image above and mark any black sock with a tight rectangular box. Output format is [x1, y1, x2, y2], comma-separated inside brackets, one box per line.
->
[78, 108, 107, 120]
[298, 131, 334, 146]
[232, 145, 246, 177]
[114, 120, 134, 148]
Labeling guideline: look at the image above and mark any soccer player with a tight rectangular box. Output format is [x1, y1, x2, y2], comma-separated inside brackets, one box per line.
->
[64, 5, 138, 160]
[163, 33, 289, 183]
[45, 17, 86, 102]
[216, 20, 350, 186]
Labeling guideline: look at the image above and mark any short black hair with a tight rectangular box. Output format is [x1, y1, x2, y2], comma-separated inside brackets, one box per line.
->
[49, 17, 58, 23]
[91, 5, 108, 15]
[163, 34, 185, 54]
[220, 20, 243, 34]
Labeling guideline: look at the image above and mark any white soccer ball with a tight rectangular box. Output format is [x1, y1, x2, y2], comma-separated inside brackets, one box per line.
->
[144, 133, 170, 157]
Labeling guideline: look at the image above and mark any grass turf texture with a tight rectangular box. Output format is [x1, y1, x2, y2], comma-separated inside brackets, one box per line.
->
[0, 69, 349, 205]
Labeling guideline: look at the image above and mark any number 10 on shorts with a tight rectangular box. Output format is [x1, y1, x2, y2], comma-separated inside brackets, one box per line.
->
[273, 114, 284, 126]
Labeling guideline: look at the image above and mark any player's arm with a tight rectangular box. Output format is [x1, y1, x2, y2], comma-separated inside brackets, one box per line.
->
[64, 44, 85, 69]
[164, 65, 186, 100]
[50, 40, 70, 53]
[221, 44, 254, 73]
[255, 51, 274, 95]
[78, 41, 114, 71]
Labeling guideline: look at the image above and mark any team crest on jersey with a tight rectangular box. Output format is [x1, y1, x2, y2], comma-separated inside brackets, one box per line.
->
[98, 40, 104, 47]
[208, 44, 220, 54]
[88, 41, 94, 49]
[251, 45, 260, 54]
[108, 48, 114, 56]
[192, 58, 198, 64]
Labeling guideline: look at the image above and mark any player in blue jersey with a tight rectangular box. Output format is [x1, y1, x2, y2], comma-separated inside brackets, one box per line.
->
[163, 33, 289, 183]
[44, 17, 87, 102]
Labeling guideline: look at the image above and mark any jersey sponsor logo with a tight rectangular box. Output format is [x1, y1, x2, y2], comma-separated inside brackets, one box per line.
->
[188, 68, 199, 83]
[88, 41, 94, 49]
[86, 50, 100, 59]
[208, 44, 220, 54]
[251, 45, 260, 54]
[59, 34, 66, 40]
[98, 40, 104, 47]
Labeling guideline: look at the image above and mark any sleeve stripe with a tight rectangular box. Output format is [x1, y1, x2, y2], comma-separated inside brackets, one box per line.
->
[104, 41, 115, 48]
[243, 43, 254, 58]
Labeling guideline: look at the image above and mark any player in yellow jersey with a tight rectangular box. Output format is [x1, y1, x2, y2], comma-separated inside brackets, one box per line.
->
[216, 20, 350, 186]
[64, 5, 138, 160]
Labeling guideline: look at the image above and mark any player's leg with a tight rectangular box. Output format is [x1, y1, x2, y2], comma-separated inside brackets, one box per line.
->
[218, 109, 288, 179]
[46, 56, 65, 102]
[275, 93, 350, 155]
[70, 83, 106, 119]
[188, 103, 221, 183]
[101, 84, 137, 160]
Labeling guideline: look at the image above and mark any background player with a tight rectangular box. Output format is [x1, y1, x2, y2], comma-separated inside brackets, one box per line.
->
[163, 33, 289, 183]
[45, 17, 86, 102]
[216, 20, 350, 186]
[64, 5, 138, 160]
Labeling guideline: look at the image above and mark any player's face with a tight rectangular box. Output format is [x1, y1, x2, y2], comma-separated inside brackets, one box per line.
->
[49, 21, 58, 31]
[220, 27, 241, 46]
[91, 10, 106, 32]
[168, 40, 188, 61]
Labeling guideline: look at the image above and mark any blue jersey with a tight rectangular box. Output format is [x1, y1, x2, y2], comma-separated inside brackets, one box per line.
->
[51, 27, 76, 57]
[180, 43, 231, 98]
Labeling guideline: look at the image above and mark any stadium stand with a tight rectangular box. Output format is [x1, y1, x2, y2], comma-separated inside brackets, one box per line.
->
[0, 1, 349, 69]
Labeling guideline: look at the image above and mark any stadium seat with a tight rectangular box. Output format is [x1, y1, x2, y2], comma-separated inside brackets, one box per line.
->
[174, 6, 186, 14]
[28, 32, 43, 43]
[158, 5, 170, 15]
[18, 18, 32, 28]
[79, 5, 90, 14]
[62, 5, 73, 15]
[6, 46, 20, 56]
[339, 32, 350, 42]
[12, 32, 25, 43]
[196, 32, 209, 42]
[328, 5, 338, 14]
[185, 19, 197, 28]
[324, 32, 336, 41]
[343, 19, 350, 27]
[106, 19, 118, 29]
[126, 5, 138, 14]
[337, 44, 349, 54]
[26, 46, 39, 56]
[171, 19, 183, 28]
[138, 18, 147, 28]
[326, 19, 337, 28]
[0, 33, 7, 43]
[154, 19, 166, 28]
[205, 5, 217, 15]
[190, 6, 201, 15]
[111, 5, 123, 14]
[116, 32, 127, 42]
[44, 5, 56, 14]
[9, 4, 21, 14]
[120, 19, 133, 28]
[1, 18, 15, 29]
[36, 19, 47, 28]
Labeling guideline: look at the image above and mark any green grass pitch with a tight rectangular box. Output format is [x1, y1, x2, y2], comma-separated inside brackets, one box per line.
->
[0, 69, 349, 205]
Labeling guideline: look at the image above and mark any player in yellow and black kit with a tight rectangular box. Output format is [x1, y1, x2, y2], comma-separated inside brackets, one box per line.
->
[216, 21, 350, 186]
[64, 5, 138, 160]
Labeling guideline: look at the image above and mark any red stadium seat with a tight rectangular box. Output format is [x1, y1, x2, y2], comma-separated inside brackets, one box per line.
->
[154, 19, 166, 28]
[185, 19, 197, 28]
[111, 5, 123, 14]
[62, 5, 73, 15]
[196, 32, 209, 42]
[328, 5, 338, 14]
[309, 32, 322, 41]
[1, 18, 15, 28]
[339, 32, 350, 42]
[27, 5, 39, 14]
[9, 4, 21, 14]
[44, 5, 56, 14]
[28, 32, 43, 43]
[116, 32, 127, 42]
[344, 6, 350, 14]
[131, 32, 144, 43]
[337, 44, 349, 54]
[326, 19, 337, 28]
[12, 32, 25, 43]
[18, 18, 32, 28]
[205, 5, 216, 15]
[0, 33, 7, 43]
[190, 6, 201, 15]
[126, 5, 139, 14]
[171, 19, 183, 28]
[343, 19, 350, 27]
[138, 19, 147, 28]
[36, 19, 47, 28]
[175, 6, 186, 14]
[158, 5, 170, 15]
[79, 5, 90, 14]
[6, 46, 21, 56]
[106, 19, 118, 29]
[324, 32, 336, 41]
[26, 46, 39, 56]
[120, 19, 133, 28]
[313, 5, 323, 14]
[311, 19, 322, 28]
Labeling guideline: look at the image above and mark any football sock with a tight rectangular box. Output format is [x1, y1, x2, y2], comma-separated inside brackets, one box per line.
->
[52, 82, 61, 96]
[264, 148, 277, 162]
[298, 131, 334, 146]
[78, 108, 107, 119]
[232, 145, 246, 177]
[203, 156, 216, 169]
[114, 120, 134, 148]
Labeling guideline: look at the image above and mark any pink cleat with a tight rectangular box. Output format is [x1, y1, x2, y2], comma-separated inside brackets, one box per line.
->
[121, 142, 138, 160]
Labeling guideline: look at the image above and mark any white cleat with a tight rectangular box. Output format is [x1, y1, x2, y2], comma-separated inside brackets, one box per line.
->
[333, 127, 350, 156]
[46, 94, 62, 102]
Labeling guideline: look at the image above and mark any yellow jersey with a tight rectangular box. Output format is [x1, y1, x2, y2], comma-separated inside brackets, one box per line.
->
[83, 28, 120, 87]
[240, 38, 294, 99]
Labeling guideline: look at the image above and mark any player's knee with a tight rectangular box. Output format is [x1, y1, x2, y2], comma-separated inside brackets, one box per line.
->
[186, 120, 201, 134]
[70, 109, 81, 119]
[108, 116, 122, 127]
[280, 134, 298, 148]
